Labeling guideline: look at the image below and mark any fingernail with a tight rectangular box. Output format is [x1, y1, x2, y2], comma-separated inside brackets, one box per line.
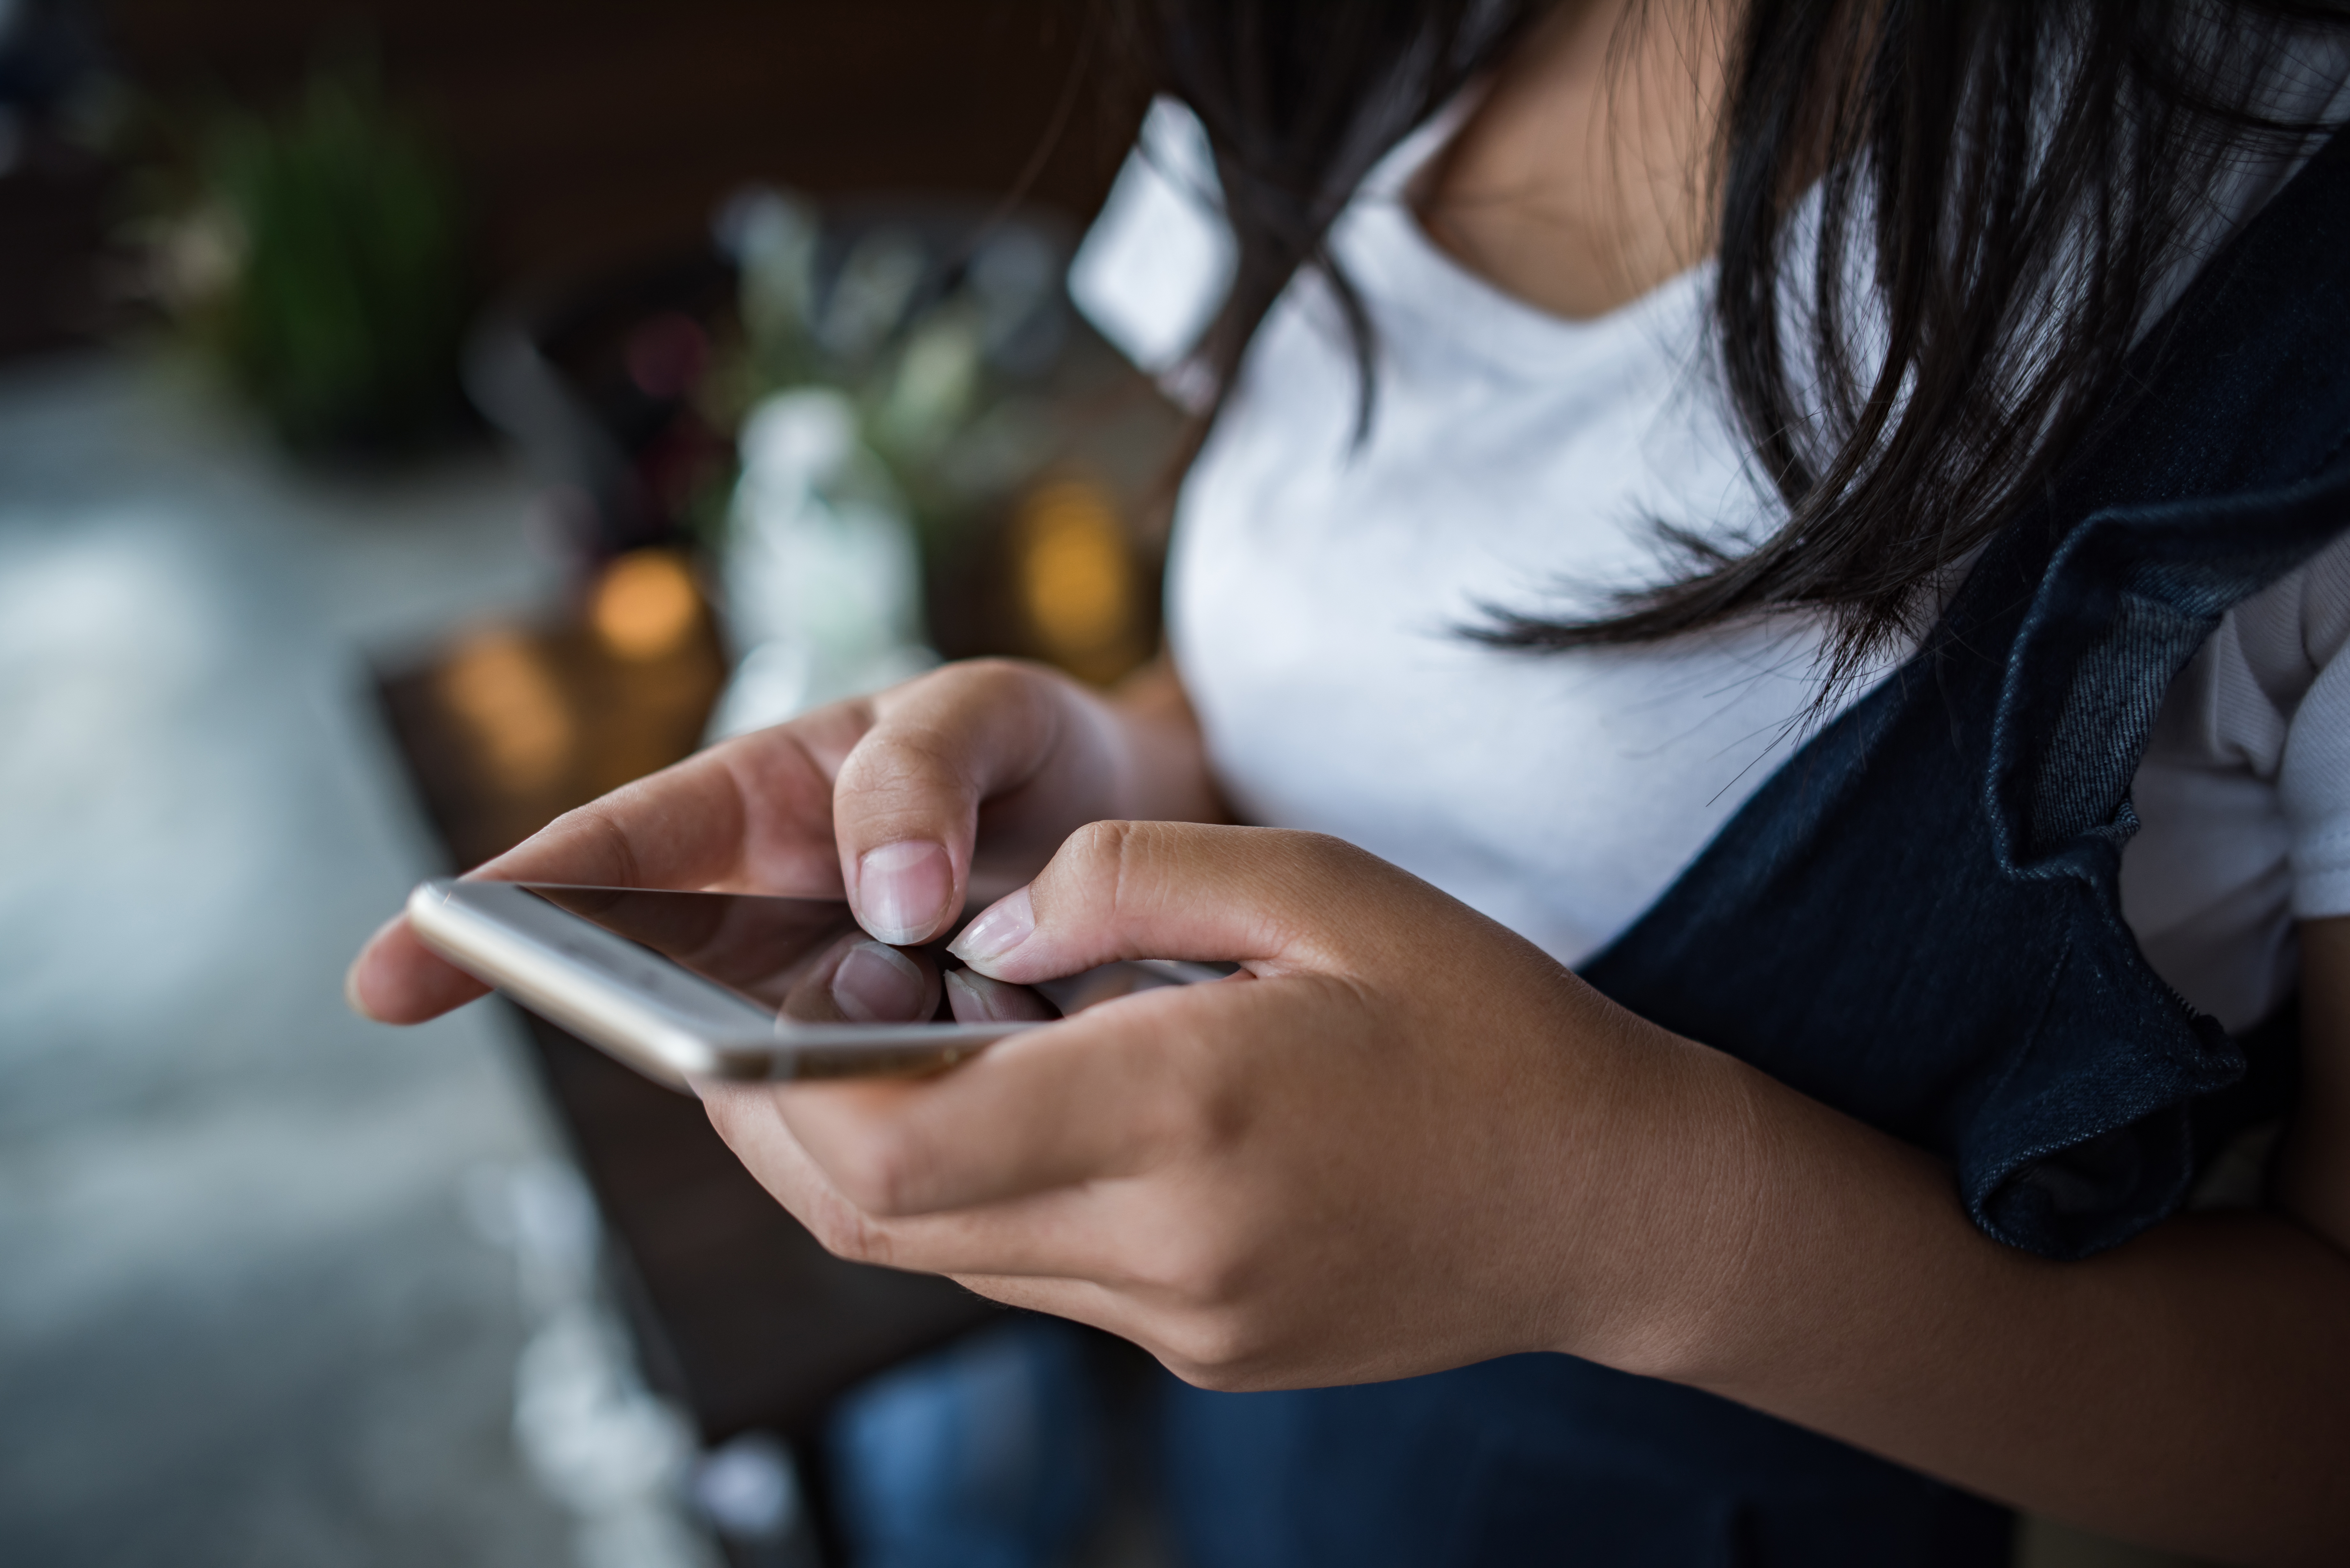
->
[945, 886, 1035, 969]
[856, 841, 953, 944]
[831, 941, 930, 1023]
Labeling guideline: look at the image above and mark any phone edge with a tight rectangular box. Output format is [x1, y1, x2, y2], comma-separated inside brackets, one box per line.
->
[402, 880, 1047, 1088]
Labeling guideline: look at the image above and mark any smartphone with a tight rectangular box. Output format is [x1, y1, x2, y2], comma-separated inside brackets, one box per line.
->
[405, 878, 1223, 1089]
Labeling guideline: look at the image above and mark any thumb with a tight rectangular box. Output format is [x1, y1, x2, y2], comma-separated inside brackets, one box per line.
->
[347, 914, 490, 1023]
[944, 821, 1354, 983]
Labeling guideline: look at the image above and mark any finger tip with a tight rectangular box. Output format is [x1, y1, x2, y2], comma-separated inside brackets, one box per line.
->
[345, 925, 399, 1021]
[942, 886, 1035, 975]
[860, 909, 950, 947]
[345, 952, 420, 1025]
[346, 915, 487, 1025]
[343, 957, 375, 1020]
[853, 839, 958, 946]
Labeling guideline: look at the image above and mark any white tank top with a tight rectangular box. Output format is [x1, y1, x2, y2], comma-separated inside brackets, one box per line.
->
[1070, 95, 2350, 1036]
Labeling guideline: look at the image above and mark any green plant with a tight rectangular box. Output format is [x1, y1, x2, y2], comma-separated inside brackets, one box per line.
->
[189, 62, 469, 455]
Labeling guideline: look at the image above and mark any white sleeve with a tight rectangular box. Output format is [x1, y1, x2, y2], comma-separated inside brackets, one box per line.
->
[1065, 97, 1236, 391]
[2120, 526, 2350, 1029]
[2279, 530, 2350, 918]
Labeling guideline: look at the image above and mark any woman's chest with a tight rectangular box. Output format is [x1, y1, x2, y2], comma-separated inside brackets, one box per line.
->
[1165, 293, 1859, 964]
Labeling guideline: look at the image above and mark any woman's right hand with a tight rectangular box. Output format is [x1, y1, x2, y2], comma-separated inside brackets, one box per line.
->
[344, 655, 1220, 1026]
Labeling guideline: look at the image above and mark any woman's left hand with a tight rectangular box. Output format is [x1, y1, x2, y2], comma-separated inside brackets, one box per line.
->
[701, 821, 1765, 1390]
[705, 823, 2350, 1558]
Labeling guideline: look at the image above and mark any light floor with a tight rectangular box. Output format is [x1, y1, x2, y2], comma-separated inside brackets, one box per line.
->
[0, 352, 574, 1567]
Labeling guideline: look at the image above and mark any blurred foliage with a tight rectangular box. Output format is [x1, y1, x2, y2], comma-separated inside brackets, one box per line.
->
[144, 59, 471, 457]
[700, 190, 1067, 551]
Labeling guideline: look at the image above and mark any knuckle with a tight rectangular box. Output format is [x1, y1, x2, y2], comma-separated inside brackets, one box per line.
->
[807, 1200, 893, 1267]
[1173, 1359, 1257, 1395]
[1150, 1025, 1255, 1157]
[1279, 827, 1365, 878]
[1160, 1310, 1266, 1383]
[1043, 819, 1141, 926]
[1156, 1071, 1251, 1163]
[1072, 817, 1158, 914]
[830, 1131, 924, 1218]
[838, 721, 963, 796]
[518, 798, 644, 887]
[780, 693, 878, 755]
[881, 657, 1036, 732]
[1064, 816, 1137, 866]
[1138, 1220, 1255, 1312]
[845, 664, 1044, 794]
[949, 656, 1039, 702]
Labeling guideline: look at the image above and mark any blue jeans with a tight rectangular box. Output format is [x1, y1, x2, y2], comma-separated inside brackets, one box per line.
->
[825, 1329, 2008, 1568]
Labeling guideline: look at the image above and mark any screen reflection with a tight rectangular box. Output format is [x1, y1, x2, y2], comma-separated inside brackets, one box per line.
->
[518, 884, 1061, 1028]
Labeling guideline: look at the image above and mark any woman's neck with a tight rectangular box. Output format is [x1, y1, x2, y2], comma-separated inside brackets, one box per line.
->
[1416, 0, 1730, 321]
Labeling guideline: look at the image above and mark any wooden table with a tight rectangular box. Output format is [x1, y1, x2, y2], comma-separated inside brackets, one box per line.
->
[371, 348, 1182, 1560]
[373, 598, 1000, 1437]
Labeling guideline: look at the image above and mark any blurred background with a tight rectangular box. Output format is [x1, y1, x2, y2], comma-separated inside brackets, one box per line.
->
[0, 2, 2253, 1565]
[0, 3, 1182, 1564]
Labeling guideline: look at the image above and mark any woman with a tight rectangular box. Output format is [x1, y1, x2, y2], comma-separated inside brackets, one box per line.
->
[354, 2, 2350, 1562]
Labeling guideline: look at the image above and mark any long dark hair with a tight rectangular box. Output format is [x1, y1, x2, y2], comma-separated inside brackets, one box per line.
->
[1104, 1, 2350, 687]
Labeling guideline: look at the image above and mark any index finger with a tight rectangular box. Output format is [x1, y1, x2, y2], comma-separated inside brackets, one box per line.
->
[346, 707, 868, 1024]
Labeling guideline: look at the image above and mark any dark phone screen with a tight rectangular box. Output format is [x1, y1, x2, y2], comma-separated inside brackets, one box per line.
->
[517, 885, 1061, 1028]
